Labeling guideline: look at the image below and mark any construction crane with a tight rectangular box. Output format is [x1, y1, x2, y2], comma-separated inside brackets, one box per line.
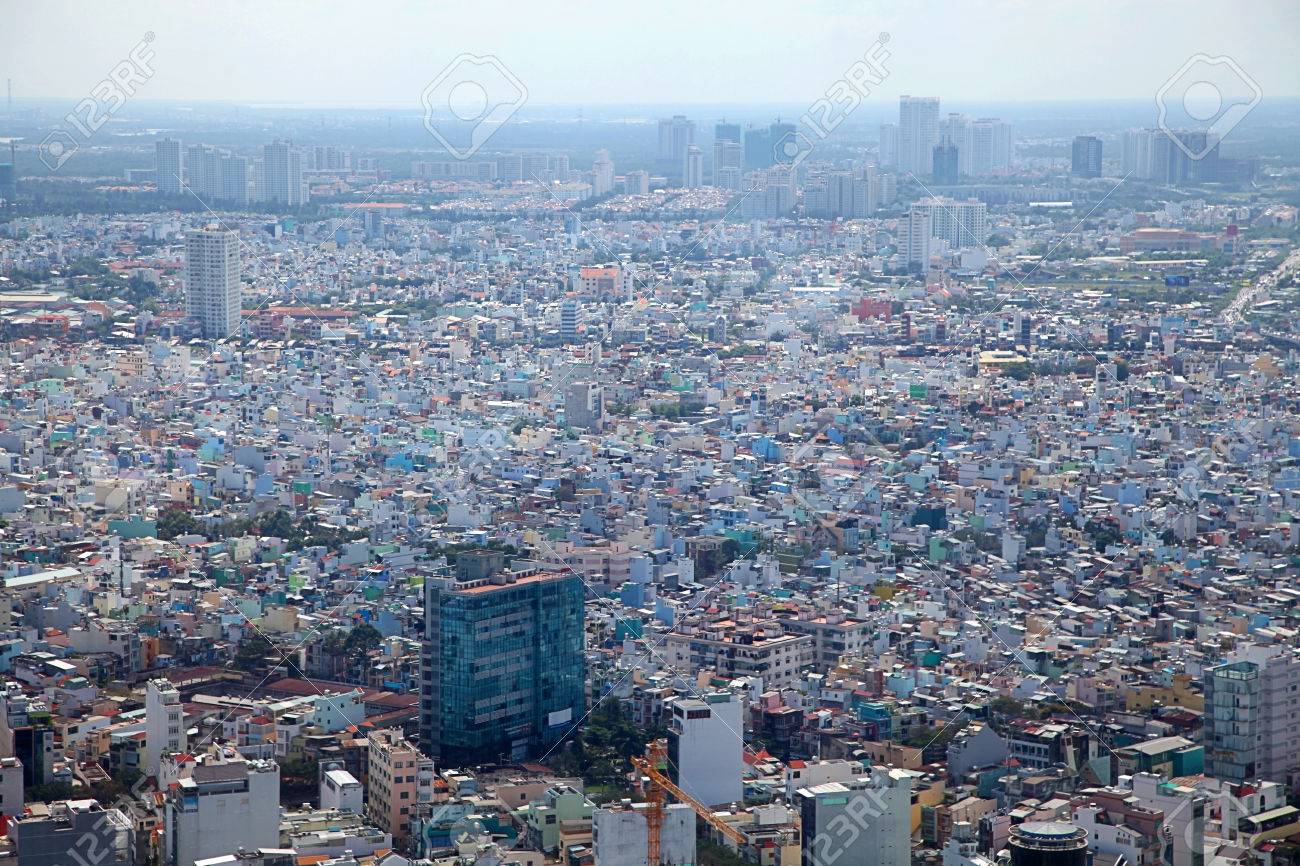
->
[630, 739, 748, 864]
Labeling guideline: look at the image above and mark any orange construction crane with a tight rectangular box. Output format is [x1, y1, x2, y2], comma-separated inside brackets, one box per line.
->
[631, 739, 747, 864]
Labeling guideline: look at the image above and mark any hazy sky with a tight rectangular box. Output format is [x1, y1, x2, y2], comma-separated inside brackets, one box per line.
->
[5, 0, 1299, 106]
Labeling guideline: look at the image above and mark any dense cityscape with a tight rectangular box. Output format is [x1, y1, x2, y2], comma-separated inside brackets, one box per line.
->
[2, 4, 1300, 866]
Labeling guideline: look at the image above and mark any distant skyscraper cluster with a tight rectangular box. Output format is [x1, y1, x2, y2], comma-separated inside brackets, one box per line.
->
[883, 98, 1012, 182]
[154, 137, 311, 206]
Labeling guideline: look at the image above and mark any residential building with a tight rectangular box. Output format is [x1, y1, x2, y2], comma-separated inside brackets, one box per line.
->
[366, 728, 433, 845]
[185, 227, 242, 338]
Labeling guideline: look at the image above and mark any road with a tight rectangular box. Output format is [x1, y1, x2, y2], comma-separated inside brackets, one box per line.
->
[1222, 246, 1300, 325]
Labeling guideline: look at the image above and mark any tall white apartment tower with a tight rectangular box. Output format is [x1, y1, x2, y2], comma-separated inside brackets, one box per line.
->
[185, 227, 242, 338]
[901, 204, 933, 266]
[145, 678, 186, 780]
[898, 96, 940, 176]
[259, 139, 306, 206]
[155, 138, 183, 195]
[592, 149, 615, 196]
[684, 145, 704, 189]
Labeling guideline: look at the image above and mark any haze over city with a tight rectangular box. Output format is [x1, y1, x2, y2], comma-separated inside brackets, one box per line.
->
[1, 4, 1299, 866]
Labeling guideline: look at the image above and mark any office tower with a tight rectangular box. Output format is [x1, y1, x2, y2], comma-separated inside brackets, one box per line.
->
[666, 693, 743, 807]
[1007, 822, 1089, 866]
[714, 121, 742, 145]
[970, 118, 1013, 174]
[145, 678, 186, 780]
[658, 115, 695, 182]
[933, 140, 960, 184]
[366, 728, 433, 845]
[898, 95, 940, 176]
[684, 144, 703, 188]
[623, 169, 650, 195]
[879, 122, 899, 168]
[185, 227, 242, 338]
[901, 205, 932, 266]
[560, 296, 578, 342]
[797, 768, 913, 866]
[744, 125, 773, 170]
[419, 565, 585, 766]
[1204, 644, 1300, 782]
[12, 801, 134, 866]
[911, 197, 988, 249]
[155, 137, 183, 195]
[163, 755, 280, 866]
[874, 170, 897, 206]
[259, 139, 306, 206]
[219, 154, 249, 205]
[1071, 135, 1103, 177]
[592, 149, 615, 196]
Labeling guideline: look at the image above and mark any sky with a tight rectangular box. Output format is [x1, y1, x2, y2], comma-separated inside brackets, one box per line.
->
[4, 0, 1299, 107]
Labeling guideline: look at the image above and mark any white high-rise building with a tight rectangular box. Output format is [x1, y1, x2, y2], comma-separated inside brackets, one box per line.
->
[911, 197, 988, 249]
[898, 96, 940, 176]
[259, 139, 306, 206]
[185, 227, 242, 338]
[879, 122, 899, 168]
[658, 115, 695, 163]
[666, 693, 743, 807]
[712, 139, 743, 184]
[684, 144, 703, 188]
[901, 205, 933, 266]
[155, 138, 183, 195]
[145, 678, 186, 780]
[164, 755, 280, 866]
[592, 149, 615, 196]
[970, 118, 1013, 174]
[219, 154, 249, 205]
[623, 169, 650, 195]
[797, 768, 914, 866]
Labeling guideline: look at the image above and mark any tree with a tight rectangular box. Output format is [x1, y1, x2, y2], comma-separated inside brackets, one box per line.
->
[344, 622, 382, 664]
[157, 507, 198, 540]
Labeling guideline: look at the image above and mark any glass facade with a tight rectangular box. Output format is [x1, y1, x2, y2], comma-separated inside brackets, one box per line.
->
[422, 572, 585, 766]
[1204, 661, 1259, 781]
